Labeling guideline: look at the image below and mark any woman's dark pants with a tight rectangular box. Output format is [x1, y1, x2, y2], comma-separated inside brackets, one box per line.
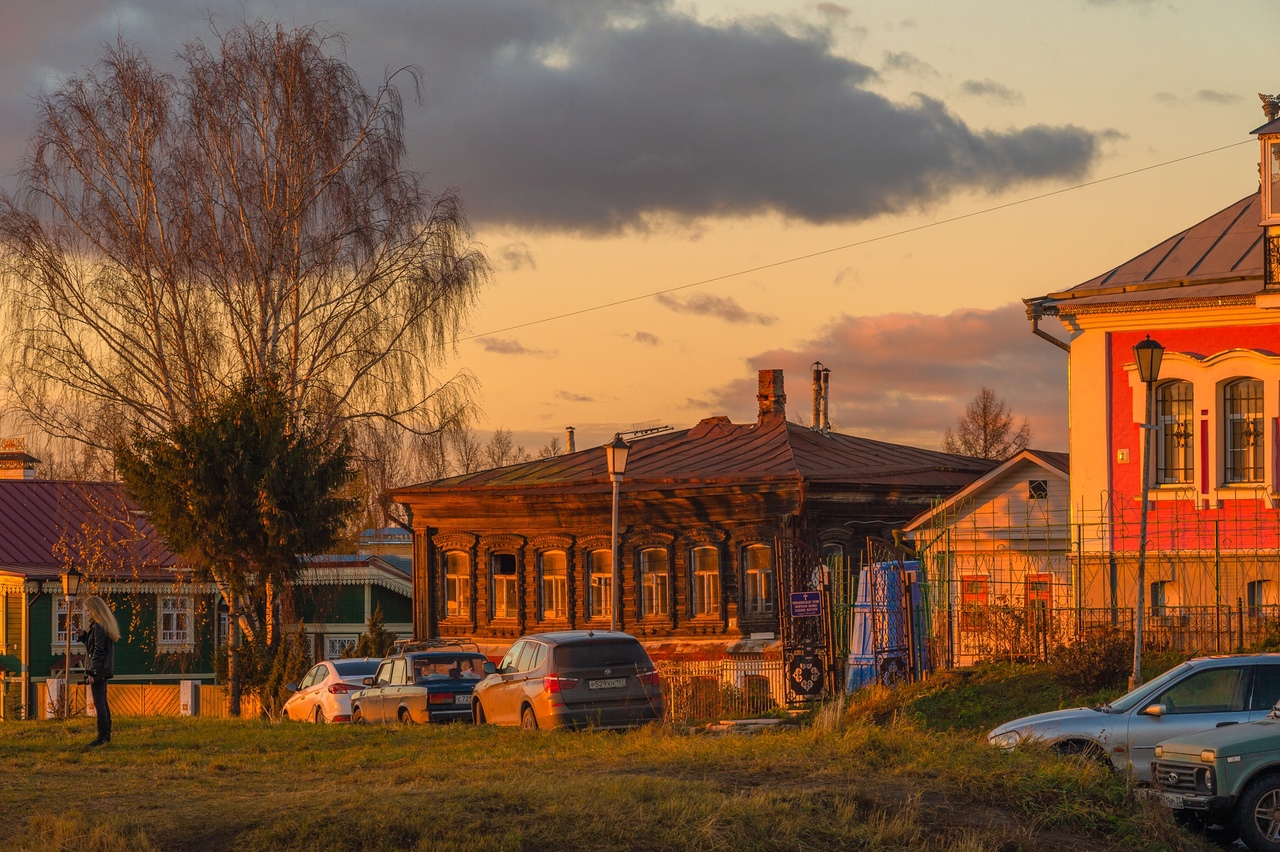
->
[91, 678, 111, 742]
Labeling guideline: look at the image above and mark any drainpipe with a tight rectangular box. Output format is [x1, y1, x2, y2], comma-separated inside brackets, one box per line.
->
[1024, 299, 1070, 353]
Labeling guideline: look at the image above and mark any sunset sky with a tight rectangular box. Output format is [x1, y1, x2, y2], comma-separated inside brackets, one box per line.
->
[1, 0, 1274, 455]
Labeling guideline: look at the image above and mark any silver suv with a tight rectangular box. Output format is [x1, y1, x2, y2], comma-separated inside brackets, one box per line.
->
[471, 631, 664, 730]
[988, 654, 1280, 781]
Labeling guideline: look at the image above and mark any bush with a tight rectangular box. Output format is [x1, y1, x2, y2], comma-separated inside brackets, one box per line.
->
[1049, 628, 1133, 693]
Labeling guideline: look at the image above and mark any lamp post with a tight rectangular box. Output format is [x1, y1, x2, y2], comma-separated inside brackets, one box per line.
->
[60, 566, 82, 719]
[604, 434, 631, 633]
[1131, 335, 1164, 690]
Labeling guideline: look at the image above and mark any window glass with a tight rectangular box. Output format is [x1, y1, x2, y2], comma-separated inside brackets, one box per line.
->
[445, 551, 470, 618]
[332, 658, 381, 677]
[527, 643, 547, 672]
[588, 549, 613, 620]
[1028, 480, 1049, 500]
[1271, 140, 1280, 217]
[1156, 666, 1247, 714]
[499, 641, 526, 673]
[691, 546, 720, 617]
[960, 576, 989, 632]
[491, 553, 519, 618]
[1225, 379, 1264, 483]
[1156, 381, 1194, 484]
[512, 641, 537, 673]
[159, 596, 192, 645]
[1252, 666, 1280, 710]
[743, 544, 773, 615]
[55, 598, 87, 645]
[540, 551, 568, 620]
[554, 640, 651, 669]
[300, 665, 325, 690]
[1150, 581, 1168, 618]
[390, 658, 408, 685]
[640, 548, 669, 618]
[374, 661, 393, 686]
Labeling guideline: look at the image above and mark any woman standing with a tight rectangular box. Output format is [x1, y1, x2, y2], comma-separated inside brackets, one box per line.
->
[77, 596, 118, 747]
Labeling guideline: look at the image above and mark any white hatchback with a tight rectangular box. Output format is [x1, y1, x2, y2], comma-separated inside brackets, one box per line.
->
[283, 658, 382, 723]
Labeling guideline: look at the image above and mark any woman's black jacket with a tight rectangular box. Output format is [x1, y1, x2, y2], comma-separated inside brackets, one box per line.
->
[77, 622, 114, 680]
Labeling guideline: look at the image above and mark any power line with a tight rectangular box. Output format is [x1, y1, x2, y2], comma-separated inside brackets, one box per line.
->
[461, 138, 1252, 342]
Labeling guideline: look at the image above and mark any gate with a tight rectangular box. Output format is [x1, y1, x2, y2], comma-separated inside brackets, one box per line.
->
[774, 537, 837, 703]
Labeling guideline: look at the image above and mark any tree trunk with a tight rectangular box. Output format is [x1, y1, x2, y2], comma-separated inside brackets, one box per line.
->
[228, 595, 241, 718]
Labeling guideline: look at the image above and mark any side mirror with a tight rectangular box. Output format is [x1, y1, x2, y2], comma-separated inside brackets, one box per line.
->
[1142, 703, 1167, 717]
[484, 661, 497, 675]
[285, 682, 298, 693]
[362, 676, 375, 687]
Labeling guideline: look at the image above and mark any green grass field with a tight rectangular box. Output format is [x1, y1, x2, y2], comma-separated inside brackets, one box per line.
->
[0, 669, 1216, 851]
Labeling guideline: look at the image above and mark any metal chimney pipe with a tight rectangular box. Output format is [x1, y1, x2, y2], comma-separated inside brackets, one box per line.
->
[565, 426, 575, 453]
[810, 362, 823, 430]
[820, 367, 831, 433]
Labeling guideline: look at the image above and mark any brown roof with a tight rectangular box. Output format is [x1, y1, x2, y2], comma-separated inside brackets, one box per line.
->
[0, 481, 180, 581]
[1036, 193, 1264, 313]
[392, 415, 995, 499]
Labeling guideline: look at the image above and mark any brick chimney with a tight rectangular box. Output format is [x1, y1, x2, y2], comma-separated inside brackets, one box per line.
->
[757, 369, 786, 420]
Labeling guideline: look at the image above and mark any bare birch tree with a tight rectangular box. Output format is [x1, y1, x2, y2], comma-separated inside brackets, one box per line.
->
[0, 21, 486, 448]
[942, 387, 1032, 460]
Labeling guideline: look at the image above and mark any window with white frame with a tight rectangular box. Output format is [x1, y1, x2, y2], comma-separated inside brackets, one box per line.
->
[491, 553, 519, 618]
[1225, 378, 1265, 484]
[540, 550, 568, 620]
[743, 544, 774, 615]
[588, 549, 612, 620]
[55, 597, 87, 645]
[158, 595, 193, 648]
[326, 635, 358, 659]
[1248, 579, 1276, 619]
[444, 551, 470, 619]
[1156, 380, 1194, 484]
[640, 548, 669, 618]
[690, 546, 720, 617]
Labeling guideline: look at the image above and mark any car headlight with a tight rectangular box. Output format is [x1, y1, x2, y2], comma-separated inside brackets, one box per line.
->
[989, 730, 1021, 749]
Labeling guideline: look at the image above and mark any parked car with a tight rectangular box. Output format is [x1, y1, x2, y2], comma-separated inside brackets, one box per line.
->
[1147, 712, 1280, 851]
[351, 640, 493, 724]
[283, 657, 382, 723]
[987, 654, 1280, 781]
[471, 630, 663, 730]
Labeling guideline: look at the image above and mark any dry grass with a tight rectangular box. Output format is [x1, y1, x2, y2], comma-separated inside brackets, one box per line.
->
[0, 711, 1215, 852]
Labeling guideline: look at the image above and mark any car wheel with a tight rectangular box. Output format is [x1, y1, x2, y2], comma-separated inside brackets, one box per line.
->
[521, 705, 539, 731]
[398, 707, 413, 725]
[473, 700, 487, 725]
[1237, 773, 1280, 852]
[1174, 810, 1238, 847]
[351, 707, 365, 724]
[1053, 740, 1110, 769]
[313, 706, 326, 724]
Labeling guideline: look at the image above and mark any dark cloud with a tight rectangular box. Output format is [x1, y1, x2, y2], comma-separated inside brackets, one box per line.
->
[497, 242, 536, 272]
[655, 293, 777, 325]
[631, 331, 661, 345]
[881, 50, 936, 78]
[816, 3, 850, 19]
[0, 1, 1104, 233]
[1195, 89, 1241, 105]
[1153, 89, 1241, 107]
[477, 338, 551, 357]
[959, 78, 1024, 106]
[557, 390, 594, 403]
[702, 303, 1066, 449]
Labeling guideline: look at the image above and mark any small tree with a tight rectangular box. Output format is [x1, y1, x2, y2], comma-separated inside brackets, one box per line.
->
[263, 623, 313, 718]
[346, 604, 398, 658]
[942, 387, 1032, 460]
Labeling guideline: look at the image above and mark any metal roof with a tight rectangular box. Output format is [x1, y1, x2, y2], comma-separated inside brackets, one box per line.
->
[1037, 193, 1264, 312]
[0, 480, 179, 580]
[392, 414, 995, 499]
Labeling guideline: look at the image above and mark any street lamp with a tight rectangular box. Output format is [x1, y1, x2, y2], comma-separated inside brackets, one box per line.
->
[605, 434, 631, 633]
[1131, 335, 1164, 689]
[60, 566, 82, 719]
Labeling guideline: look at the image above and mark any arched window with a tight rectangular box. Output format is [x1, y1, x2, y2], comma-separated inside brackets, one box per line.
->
[1225, 379, 1264, 483]
[444, 551, 470, 619]
[587, 549, 613, 621]
[1155, 380, 1193, 484]
[640, 548, 669, 618]
[690, 546, 720, 617]
[539, 550, 568, 620]
[743, 544, 774, 615]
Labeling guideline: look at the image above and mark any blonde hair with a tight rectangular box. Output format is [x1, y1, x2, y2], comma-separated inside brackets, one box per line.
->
[84, 596, 120, 642]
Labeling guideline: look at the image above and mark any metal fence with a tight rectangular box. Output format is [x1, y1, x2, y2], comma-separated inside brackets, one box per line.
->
[656, 658, 786, 723]
[24, 680, 262, 721]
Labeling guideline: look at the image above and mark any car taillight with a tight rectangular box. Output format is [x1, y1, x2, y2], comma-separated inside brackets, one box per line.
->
[328, 683, 361, 694]
[544, 674, 580, 694]
[428, 693, 453, 705]
[637, 668, 660, 687]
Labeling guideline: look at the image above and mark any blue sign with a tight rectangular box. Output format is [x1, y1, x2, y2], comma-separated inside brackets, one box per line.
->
[789, 591, 822, 618]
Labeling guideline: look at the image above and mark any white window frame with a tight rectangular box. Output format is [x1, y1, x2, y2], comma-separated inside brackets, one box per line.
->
[51, 597, 87, 653]
[743, 544, 774, 616]
[639, 548, 670, 619]
[444, 551, 471, 620]
[491, 554, 519, 619]
[587, 549, 612, 621]
[690, 546, 721, 618]
[158, 595, 194, 652]
[539, 551, 568, 621]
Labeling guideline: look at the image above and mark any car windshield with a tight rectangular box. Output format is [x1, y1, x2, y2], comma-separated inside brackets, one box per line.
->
[412, 655, 487, 681]
[332, 658, 381, 677]
[554, 640, 651, 669]
[1106, 662, 1194, 712]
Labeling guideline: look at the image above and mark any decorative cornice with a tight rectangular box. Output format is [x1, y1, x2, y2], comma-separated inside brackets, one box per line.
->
[574, 532, 613, 551]
[479, 533, 527, 552]
[732, 523, 778, 545]
[627, 528, 676, 548]
[680, 527, 726, 546]
[528, 533, 574, 551]
[433, 532, 478, 552]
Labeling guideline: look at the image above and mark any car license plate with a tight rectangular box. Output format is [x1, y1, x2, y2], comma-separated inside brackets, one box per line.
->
[1159, 792, 1185, 810]
[454, 693, 471, 705]
[590, 678, 626, 690]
